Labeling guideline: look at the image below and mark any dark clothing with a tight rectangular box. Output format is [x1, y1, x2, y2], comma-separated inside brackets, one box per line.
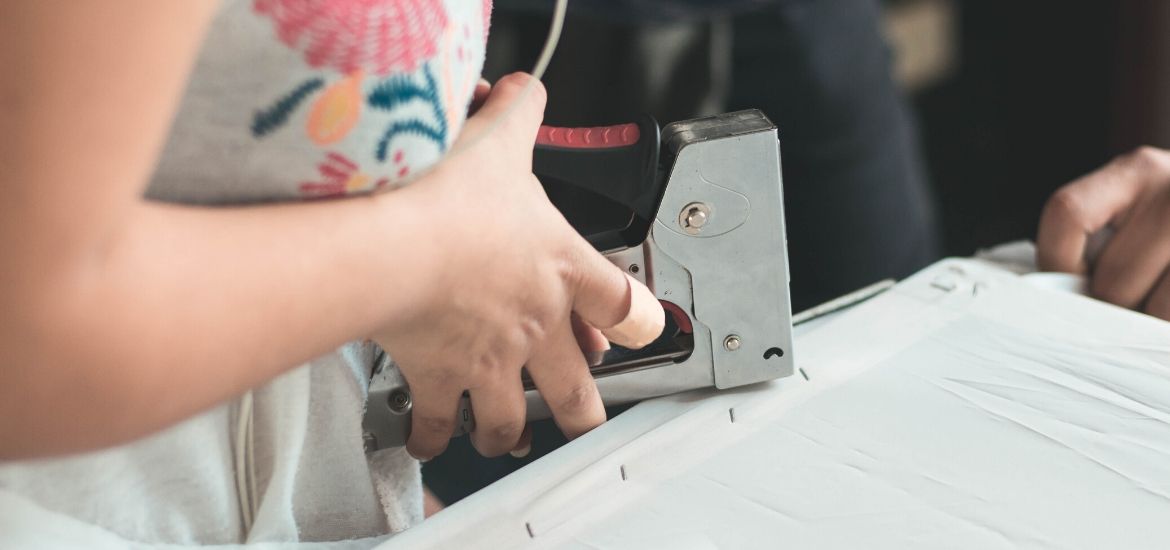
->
[728, 0, 938, 308]
[501, 0, 785, 22]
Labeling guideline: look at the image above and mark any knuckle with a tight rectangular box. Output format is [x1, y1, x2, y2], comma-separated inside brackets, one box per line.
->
[1131, 146, 1165, 165]
[1044, 188, 1086, 225]
[415, 414, 455, 437]
[471, 420, 524, 457]
[489, 420, 525, 445]
[553, 239, 603, 296]
[1121, 146, 1170, 175]
[517, 317, 548, 346]
[502, 327, 535, 362]
[551, 242, 584, 283]
[496, 72, 545, 104]
[495, 72, 529, 92]
[557, 382, 598, 416]
[478, 352, 501, 373]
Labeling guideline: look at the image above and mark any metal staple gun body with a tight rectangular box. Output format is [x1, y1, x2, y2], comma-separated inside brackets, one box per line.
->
[363, 110, 796, 450]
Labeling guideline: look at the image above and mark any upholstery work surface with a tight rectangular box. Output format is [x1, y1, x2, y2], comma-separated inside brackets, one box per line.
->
[388, 257, 1170, 549]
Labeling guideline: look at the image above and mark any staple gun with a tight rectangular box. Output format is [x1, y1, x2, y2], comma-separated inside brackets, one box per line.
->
[363, 110, 795, 450]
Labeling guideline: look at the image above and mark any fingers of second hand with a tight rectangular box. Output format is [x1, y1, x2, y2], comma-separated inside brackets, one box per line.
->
[405, 380, 461, 462]
[1036, 188, 1091, 274]
[1144, 267, 1170, 321]
[468, 378, 527, 458]
[526, 322, 606, 441]
[1090, 204, 1170, 308]
[1039, 148, 1170, 274]
[1037, 156, 1151, 274]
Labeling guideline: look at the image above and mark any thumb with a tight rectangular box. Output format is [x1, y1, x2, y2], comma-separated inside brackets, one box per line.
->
[456, 72, 546, 154]
[1036, 150, 1157, 273]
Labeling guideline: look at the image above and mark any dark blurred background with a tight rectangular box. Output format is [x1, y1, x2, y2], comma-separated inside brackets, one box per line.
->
[425, 0, 1170, 505]
[912, 1, 1169, 258]
[486, 0, 1170, 261]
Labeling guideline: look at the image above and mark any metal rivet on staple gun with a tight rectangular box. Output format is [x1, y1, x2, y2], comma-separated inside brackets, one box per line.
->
[723, 335, 742, 351]
[678, 202, 711, 235]
[388, 390, 412, 414]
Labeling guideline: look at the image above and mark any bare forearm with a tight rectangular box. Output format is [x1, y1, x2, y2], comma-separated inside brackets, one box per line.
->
[0, 0, 453, 459]
[0, 187, 437, 458]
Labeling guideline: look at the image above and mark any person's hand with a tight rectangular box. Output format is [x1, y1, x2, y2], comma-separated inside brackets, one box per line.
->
[1037, 146, 1170, 320]
[374, 73, 665, 461]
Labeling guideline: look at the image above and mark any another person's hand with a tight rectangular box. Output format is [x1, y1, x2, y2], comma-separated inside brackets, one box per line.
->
[374, 73, 664, 461]
[1037, 146, 1170, 320]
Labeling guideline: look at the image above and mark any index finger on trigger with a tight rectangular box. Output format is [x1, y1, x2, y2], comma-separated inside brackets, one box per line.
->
[569, 241, 664, 350]
[599, 274, 664, 350]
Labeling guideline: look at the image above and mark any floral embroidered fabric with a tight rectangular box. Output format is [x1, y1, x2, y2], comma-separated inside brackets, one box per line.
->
[147, 0, 489, 204]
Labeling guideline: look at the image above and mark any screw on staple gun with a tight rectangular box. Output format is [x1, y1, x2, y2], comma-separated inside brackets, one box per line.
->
[362, 110, 797, 450]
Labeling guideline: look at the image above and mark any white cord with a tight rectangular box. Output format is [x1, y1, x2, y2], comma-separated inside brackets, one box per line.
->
[535, 0, 569, 80]
[447, 0, 566, 157]
[234, 390, 256, 535]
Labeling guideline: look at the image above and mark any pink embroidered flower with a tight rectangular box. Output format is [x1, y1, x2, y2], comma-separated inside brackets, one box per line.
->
[298, 152, 389, 197]
[254, 0, 449, 76]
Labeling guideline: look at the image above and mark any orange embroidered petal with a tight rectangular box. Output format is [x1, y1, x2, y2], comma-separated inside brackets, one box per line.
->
[307, 72, 363, 145]
[345, 173, 372, 192]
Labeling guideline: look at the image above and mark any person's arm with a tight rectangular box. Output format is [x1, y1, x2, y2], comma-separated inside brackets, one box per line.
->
[1037, 147, 1170, 319]
[0, 1, 663, 460]
[0, 1, 448, 458]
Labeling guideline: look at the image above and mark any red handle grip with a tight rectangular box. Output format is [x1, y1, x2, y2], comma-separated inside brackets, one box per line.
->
[536, 123, 641, 149]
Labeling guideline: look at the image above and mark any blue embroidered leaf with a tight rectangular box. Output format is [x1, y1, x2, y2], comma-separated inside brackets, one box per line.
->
[368, 65, 450, 162]
[368, 77, 433, 111]
[251, 78, 325, 138]
[376, 119, 446, 162]
[421, 64, 448, 139]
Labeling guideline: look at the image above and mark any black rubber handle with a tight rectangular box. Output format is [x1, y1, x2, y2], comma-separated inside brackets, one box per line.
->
[533, 115, 663, 251]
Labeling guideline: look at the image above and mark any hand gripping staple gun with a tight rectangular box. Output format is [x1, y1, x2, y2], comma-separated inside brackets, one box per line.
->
[362, 110, 795, 450]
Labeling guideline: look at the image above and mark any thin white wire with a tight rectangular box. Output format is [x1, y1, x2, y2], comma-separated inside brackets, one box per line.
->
[234, 390, 255, 534]
[446, 0, 568, 157]
[533, 0, 569, 82]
